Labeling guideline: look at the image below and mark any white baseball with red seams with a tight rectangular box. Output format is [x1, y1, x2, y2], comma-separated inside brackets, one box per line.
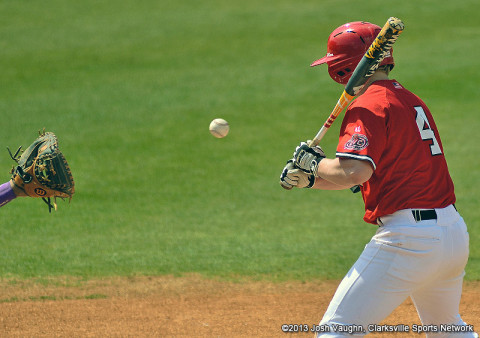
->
[209, 118, 229, 138]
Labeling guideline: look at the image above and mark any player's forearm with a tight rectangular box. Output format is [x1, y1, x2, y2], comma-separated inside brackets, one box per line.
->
[316, 158, 373, 187]
[312, 177, 352, 190]
[0, 181, 17, 207]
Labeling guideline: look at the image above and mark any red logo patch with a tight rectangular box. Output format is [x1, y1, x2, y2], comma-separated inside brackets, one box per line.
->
[344, 133, 369, 151]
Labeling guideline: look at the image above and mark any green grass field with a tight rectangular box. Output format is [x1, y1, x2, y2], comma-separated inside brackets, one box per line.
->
[1, 0, 479, 281]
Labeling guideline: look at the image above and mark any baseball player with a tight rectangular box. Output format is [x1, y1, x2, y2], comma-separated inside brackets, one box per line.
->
[280, 21, 477, 337]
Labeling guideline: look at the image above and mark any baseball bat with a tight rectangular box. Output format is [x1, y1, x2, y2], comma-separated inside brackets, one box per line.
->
[309, 17, 405, 147]
[281, 17, 404, 190]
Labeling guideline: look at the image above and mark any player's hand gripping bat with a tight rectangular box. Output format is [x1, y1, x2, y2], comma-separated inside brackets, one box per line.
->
[281, 17, 404, 190]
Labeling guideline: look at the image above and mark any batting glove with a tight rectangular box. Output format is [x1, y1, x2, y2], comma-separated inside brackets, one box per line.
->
[293, 141, 325, 176]
[280, 160, 295, 190]
[280, 160, 316, 189]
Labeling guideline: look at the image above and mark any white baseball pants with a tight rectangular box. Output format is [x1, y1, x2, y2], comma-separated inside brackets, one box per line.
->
[317, 205, 477, 337]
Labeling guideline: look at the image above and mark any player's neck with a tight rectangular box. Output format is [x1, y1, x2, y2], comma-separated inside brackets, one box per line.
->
[357, 71, 390, 96]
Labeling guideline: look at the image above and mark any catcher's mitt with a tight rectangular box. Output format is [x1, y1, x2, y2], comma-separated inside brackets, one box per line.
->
[8, 130, 75, 212]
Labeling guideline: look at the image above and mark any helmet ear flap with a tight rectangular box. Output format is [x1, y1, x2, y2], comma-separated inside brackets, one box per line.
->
[333, 67, 353, 81]
[327, 55, 363, 84]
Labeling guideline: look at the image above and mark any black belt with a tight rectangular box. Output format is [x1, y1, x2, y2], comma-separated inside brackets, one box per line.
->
[411, 205, 457, 222]
[411, 209, 437, 222]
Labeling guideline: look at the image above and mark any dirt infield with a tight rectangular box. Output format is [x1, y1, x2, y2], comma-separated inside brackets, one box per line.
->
[0, 275, 478, 337]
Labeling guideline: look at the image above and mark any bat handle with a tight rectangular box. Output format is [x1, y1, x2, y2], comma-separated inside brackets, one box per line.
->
[308, 126, 327, 147]
[309, 90, 354, 148]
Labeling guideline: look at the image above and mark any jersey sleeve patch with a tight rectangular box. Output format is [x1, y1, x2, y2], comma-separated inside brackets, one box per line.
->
[344, 133, 369, 151]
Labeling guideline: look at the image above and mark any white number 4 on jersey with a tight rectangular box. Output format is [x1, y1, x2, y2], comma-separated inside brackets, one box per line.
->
[414, 106, 442, 156]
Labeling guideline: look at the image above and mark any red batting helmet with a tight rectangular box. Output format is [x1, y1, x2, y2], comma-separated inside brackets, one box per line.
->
[311, 21, 395, 84]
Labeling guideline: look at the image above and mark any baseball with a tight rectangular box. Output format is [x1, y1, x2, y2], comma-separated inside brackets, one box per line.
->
[209, 118, 229, 138]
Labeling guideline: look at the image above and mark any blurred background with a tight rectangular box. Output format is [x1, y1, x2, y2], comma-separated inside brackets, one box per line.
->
[1, 0, 478, 281]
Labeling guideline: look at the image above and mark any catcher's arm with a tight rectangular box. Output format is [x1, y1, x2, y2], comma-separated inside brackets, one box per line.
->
[0, 180, 30, 208]
[0, 181, 15, 207]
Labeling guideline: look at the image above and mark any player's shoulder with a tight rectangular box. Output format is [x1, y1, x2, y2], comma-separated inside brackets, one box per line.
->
[379, 79, 427, 108]
[373, 79, 419, 100]
[349, 82, 390, 111]
[353, 80, 415, 108]
[368, 79, 402, 94]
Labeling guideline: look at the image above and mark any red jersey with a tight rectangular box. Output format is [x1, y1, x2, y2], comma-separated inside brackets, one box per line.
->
[336, 80, 456, 224]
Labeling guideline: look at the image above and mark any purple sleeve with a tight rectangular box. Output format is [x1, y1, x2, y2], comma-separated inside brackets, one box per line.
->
[0, 181, 17, 208]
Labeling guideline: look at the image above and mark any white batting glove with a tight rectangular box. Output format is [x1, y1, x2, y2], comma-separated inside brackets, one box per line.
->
[280, 160, 295, 190]
[280, 160, 315, 189]
[293, 141, 326, 176]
